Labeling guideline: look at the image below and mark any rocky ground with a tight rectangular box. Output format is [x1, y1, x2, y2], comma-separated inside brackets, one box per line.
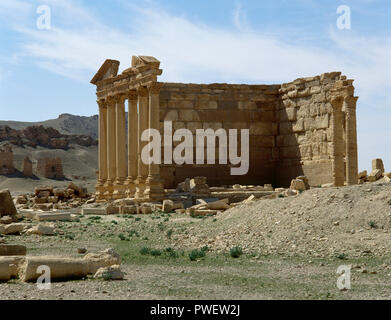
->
[1, 178, 391, 299]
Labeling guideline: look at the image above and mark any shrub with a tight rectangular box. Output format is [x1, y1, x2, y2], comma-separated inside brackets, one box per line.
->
[336, 253, 347, 260]
[230, 246, 243, 258]
[165, 247, 178, 259]
[189, 249, 206, 261]
[140, 247, 151, 255]
[150, 249, 162, 256]
[65, 234, 74, 240]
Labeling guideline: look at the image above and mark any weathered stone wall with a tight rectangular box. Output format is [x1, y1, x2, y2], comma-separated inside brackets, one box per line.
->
[158, 83, 281, 188]
[22, 157, 33, 177]
[276, 72, 355, 186]
[157, 72, 357, 188]
[0, 144, 15, 175]
[36, 157, 64, 179]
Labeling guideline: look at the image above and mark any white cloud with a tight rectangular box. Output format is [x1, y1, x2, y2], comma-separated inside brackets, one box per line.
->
[233, 3, 250, 32]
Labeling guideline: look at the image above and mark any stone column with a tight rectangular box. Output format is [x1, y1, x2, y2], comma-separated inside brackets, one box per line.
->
[96, 99, 108, 199]
[345, 96, 359, 185]
[134, 87, 149, 199]
[144, 82, 165, 201]
[113, 95, 127, 199]
[125, 90, 138, 197]
[104, 96, 117, 198]
[331, 97, 345, 187]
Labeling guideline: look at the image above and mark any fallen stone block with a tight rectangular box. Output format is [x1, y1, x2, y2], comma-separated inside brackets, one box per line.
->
[94, 265, 124, 280]
[106, 206, 120, 215]
[35, 212, 71, 222]
[264, 184, 274, 191]
[20, 248, 121, 282]
[82, 208, 107, 215]
[35, 186, 53, 197]
[0, 244, 26, 256]
[190, 209, 218, 217]
[26, 224, 55, 236]
[140, 206, 152, 214]
[296, 176, 310, 189]
[242, 194, 256, 204]
[0, 223, 25, 235]
[205, 199, 230, 210]
[358, 170, 367, 179]
[284, 189, 298, 197]
[0, 216, 13, 225]
[119, 205, 137, 214]
[368, 169, 382, 182]
[0, 257, 24, 281]
[175, 209, 186, 214]
[321, 183, 334, 188]
[384, 176, 391, 183]
[16, 196, 28, 205]
[162, 200, 174, 213]
[0, 189, 17, 217]
[290, 179, 306, 192]
[19, 210, 36, 219]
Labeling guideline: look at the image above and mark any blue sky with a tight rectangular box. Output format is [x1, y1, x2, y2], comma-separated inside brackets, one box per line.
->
[0, 0, 390, 170]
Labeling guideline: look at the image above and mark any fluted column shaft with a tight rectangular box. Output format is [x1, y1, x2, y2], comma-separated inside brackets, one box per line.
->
[105, 97, 117, 196]
[96, 99, 107, 199]
[125, 90, 138, 197]
[345, 96, 359, 185]
[113, 95, 127, 198]
[144, 82, 164, 200]
[135, 87, 149, 199]
[331, 97, 345, 187]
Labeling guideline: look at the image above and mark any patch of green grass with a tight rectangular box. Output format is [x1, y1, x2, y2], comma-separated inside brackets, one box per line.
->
[166, 229, 173, 239]
[369, 220, 378, 229]
[111, 220, 118, 225]
[230, 246, 243, 258]
[336, 253, 347, 260]
[64, 234, 75, 240]
[140, 247, 151, 255]
[135, 217, 141, 222]
[118, 233, 130, 241]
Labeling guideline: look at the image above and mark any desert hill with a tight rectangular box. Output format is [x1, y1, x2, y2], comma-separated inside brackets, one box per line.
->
[0, 113, 99, 139]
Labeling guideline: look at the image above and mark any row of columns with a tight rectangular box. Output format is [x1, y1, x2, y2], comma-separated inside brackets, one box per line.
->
[331, 96, 358, 186]
[96, 83, 164, 200]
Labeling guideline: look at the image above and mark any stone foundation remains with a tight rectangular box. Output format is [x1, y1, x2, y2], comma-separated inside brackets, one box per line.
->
[36, 157, 64, 179]
[91, 55, 359, 200]
[0, 144, 15, 175]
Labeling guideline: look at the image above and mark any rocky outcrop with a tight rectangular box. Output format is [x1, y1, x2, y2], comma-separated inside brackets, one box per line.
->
[0, 125, 97, 150]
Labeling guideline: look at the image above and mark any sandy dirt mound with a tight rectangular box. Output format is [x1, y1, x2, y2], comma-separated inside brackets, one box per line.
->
[173, 180, 391, 258]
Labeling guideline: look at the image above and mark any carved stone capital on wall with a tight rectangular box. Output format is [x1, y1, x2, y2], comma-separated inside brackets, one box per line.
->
[344, 96, 359, 109]
[147, 82, 164, 95]
[106, 95, 117, 106]
[128, 89, 138, 101]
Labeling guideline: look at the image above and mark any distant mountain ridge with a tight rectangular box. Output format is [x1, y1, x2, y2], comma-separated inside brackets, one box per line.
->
[0, 113, 99, 139]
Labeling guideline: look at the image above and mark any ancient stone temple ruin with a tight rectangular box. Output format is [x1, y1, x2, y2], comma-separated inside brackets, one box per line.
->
[36, 157, 64, 179]
[91, 55, 358, 200]
[0, 144, 15, 175]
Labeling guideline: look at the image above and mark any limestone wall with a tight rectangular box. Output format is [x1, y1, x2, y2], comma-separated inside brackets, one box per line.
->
[158, 83, 281, 188]
[0, 144, 14, 175]
[276, 72, 351, 186]
[36, 157, 64, 179]
[157, 72, 357, 188]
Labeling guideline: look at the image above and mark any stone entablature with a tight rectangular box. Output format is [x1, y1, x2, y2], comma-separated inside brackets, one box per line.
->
[91, 55, 358, 200]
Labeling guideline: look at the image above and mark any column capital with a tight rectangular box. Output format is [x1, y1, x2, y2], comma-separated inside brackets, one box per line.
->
[128, 89, 138, 101]
[344, 96, 359, 108]
[106, 95, 117, 106]
[137, 86, 149, 97]
[147, 82, 164, 95]
[97, 99, 106, 108]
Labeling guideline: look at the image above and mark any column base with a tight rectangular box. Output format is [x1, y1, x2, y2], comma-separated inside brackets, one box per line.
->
[144, 175, 165, 201]
[95, 180, 106, 200]
[113, 178, 126, 199]
[103, 179, 114, 199]
[124, 177, 136, 198]
[134, 176, 147, 200]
